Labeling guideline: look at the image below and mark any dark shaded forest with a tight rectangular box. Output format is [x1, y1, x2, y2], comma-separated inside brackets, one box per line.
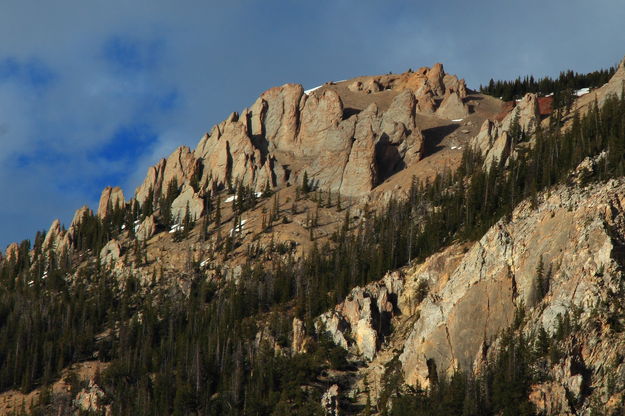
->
[480, 66, 616, 101]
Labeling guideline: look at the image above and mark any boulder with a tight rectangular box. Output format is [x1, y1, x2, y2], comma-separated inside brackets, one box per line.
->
[436, 91, 469, 119]
[443, 74, 468, 99]
[362, 78, 381, 94]
[348, 81, 363, 92]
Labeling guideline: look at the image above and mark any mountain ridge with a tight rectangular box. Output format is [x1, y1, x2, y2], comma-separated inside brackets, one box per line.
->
[1, 55, 625, 415]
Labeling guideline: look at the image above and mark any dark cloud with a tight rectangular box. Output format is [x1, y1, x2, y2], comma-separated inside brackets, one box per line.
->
[0, 0, 624, 248]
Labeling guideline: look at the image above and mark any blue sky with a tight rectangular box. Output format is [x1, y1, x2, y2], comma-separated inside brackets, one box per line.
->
[0, 0, 624, 248]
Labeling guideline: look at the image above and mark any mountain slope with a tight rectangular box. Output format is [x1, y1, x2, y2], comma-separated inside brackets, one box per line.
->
[1, 57, 625, 415]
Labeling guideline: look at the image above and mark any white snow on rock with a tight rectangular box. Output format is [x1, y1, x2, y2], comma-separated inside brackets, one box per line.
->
[304, 86, 322, 95]
[169, 224, 184, 234]
[575, 87, 590, 97]
[452, 118, 464, 122]
[229, 219, 248, 236]
[225, 195, 237, 203]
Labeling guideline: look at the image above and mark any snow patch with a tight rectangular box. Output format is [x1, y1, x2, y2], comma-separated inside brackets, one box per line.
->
[200, 259, 209, 268]
[452, 118, 464, 122]
[304, 85, 322, 95]
[229, 219, 248, 236]
[169, 224, 184, 234]
[575, 87, 590, 97]
[225, 195, 237, 203]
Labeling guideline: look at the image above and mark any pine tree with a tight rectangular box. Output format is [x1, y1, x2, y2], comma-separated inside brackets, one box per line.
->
[301, 171, 310, 194]
[262, 179, 272, 197]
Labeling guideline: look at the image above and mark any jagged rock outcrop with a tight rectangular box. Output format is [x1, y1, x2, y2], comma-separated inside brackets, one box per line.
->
[135, 65, 475, 200]
[136, 214, 156, 242]
[42, 219, 62, 251]
[97, 186, 125, 218]
[397, 178, 625, 389]
[316, 271, 403, 361]
[71, 205, 92, 228]
[291, 317, 309, 355]
[348, 78, 382, 94]
[136, 159, 166, 206]
[416, 91, 436, 114]
[74, 380, 109, 415]
[339, 104, 379, 195]
[436, 91, 469, 119]
[501, 93, 540, 132]
[4, 242, 19, 263]
[100, 239, 121, 265]
[427, 63, 446, 96]
[321, 384, 340, 416]
[170, 184, 204, 223]
[163, 146, 201, 193]
[470, 93, 540, 169]
[135, 146, 201, 207]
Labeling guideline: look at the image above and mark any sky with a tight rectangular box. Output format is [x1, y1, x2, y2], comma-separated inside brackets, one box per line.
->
[0, 0, 624, 249]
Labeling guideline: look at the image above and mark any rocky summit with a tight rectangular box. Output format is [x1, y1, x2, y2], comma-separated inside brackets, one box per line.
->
[2, 56, 625, 416]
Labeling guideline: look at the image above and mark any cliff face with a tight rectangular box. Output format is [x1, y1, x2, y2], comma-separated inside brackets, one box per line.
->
[27, 62, 497, 268]
[318, 178, 625, 414]
[134, 63, 475, 205]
